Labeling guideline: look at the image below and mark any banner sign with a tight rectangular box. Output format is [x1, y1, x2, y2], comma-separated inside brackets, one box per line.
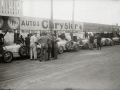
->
[20, 17, 83, 31]
[20, 17, 50, 30]
[0, 16, 20, 30]
[53, 20, 83, 31]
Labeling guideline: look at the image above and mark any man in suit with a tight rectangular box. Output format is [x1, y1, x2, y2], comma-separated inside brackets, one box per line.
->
[38, 32, 51, 61]
[51, 33, 59, 59]
[25, 34, 30, 53]
[89, 33, 94, 50]
[97, 35, 102, 50]
[47, 33, 52, 60]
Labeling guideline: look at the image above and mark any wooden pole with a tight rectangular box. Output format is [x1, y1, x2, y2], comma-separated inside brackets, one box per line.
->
[72, 0, 75, 40]
[50, 0, 53, 35]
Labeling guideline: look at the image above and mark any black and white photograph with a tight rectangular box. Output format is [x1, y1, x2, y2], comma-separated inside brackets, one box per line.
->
[0, 0, 120, 89]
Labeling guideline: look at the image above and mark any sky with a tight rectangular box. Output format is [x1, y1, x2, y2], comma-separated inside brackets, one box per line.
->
[23, 0, 120, 25]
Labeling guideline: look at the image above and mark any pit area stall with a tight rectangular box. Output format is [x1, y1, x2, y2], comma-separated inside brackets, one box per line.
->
[83, 22, 117, 47]
[51, 19, 84, 52]
[0, 16, 50, 63]
[0, 15, 26, 63]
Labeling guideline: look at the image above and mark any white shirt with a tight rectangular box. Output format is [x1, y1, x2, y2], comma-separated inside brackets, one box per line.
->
[30, 35, 37, 43]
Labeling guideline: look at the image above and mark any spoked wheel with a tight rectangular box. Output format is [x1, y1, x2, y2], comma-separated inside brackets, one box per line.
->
[2, 51, 13, 63]
[65, 42, 72, 50]
[37, 48, 41, 58]
[58, 46, 64, 54]
[110, 41, 114, 46]
[73, 44, 79, 51]
[19, 46, 29, 57]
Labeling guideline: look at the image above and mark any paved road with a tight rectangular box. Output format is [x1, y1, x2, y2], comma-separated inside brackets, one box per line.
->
[0, 45, 120, 90]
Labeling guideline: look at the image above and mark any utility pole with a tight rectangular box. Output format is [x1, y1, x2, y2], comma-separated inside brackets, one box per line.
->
[72, 0, 75, 40]
[50, 0, 53, 35]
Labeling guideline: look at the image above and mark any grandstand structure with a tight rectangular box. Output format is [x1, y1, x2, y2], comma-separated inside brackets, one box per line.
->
[0, 0, 23, 16]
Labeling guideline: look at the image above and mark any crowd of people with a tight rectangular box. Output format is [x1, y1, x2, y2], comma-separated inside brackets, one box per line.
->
[25, 32, 59, 61]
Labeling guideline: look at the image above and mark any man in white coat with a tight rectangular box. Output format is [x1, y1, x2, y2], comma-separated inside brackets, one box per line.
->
[30, 33, 37, 60]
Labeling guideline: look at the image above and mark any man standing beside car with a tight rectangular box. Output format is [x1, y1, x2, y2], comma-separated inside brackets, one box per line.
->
[47, 33, 52, 60]
[97, 35, 102, 50]
[89, 33, 94, 50]
[0, 30, 8, 57]
[51, 33, 59, 59]
[38, 32, 51, 61]
[30, 33, 37, 60]
[25, 34, 30, 54]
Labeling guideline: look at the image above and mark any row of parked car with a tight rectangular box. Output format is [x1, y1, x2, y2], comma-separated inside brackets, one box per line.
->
[0, 35, 120, 63]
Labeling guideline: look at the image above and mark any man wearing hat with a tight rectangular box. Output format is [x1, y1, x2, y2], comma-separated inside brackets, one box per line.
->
[38, 31, 51, 61]
[47, 32, 52, 60]
[51, 31, 59, 59]
[89, 33, 94, 50]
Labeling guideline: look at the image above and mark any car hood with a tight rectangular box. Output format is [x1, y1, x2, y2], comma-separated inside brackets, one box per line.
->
[3, 44, 21, 52]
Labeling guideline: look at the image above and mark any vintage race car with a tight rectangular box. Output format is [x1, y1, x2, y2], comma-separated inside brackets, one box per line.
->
[105, 38, 114, 46]
[94, 38, 114, 47]
[57, 38, 80, 54]
[112, 36, 120, 44]
[77, 38, 89, 49]
[0, 44, 41, 63]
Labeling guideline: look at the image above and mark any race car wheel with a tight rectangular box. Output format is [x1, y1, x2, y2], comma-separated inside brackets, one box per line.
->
[2, 51, 13, 63]
[19, 46, 29, 57]
[58, 46, 64, 54]
[94, 43, 97, 48]
[37, 48, 41, 58]
[105, 39, 109, 45]
[84, 43, 89, 50]
[73, 44, 79, 51]
[110, 41, 114, 46]
[65, 42, 72, 50]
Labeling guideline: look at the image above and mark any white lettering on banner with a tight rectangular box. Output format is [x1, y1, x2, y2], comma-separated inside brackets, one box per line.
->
[0, 16, 3, 28]
[8, 17, 19, 29]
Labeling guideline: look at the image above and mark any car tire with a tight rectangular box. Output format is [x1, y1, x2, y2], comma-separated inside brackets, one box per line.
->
[58, 46, 64, 54]
[110, 41, 114, 46]
[84, 43, 89, 50]
[2, 51, 13, 63]
[73, 44, 79, 51]
[37, 48, 41, 58]
[19, 46, 29, 57]
[65, 41, 72, 50]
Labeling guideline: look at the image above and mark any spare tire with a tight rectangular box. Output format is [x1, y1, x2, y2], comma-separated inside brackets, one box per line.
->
[58, 46, 64, 54]
[37, 48, 41, 58]
[83, 43, 89, 50]
[110, 41, 114, 46]
[19, 46, 29, 57]
[65, 41, 72, 50]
